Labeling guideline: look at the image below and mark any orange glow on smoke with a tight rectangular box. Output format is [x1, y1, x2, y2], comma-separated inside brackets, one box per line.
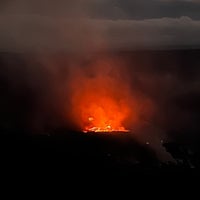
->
[82, 96, 130, 133]
[69, 57, 139, 133]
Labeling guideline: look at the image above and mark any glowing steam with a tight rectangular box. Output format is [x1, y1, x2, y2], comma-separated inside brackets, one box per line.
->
[69, 57, 137, 133]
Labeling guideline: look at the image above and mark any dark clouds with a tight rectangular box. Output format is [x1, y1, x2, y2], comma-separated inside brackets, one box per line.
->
[89, 0, 200, 20]
[1, 16, 200, 52]
[0, 1, 89, 17]
[0, 0, 200, 51]
[1, 0, 200, 19]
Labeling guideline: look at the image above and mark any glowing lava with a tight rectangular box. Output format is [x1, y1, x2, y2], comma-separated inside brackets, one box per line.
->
[83, 112, 129, 133]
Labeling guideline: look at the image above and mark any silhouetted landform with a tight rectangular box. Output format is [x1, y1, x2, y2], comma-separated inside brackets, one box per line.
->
[0, 129, 199, 175]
